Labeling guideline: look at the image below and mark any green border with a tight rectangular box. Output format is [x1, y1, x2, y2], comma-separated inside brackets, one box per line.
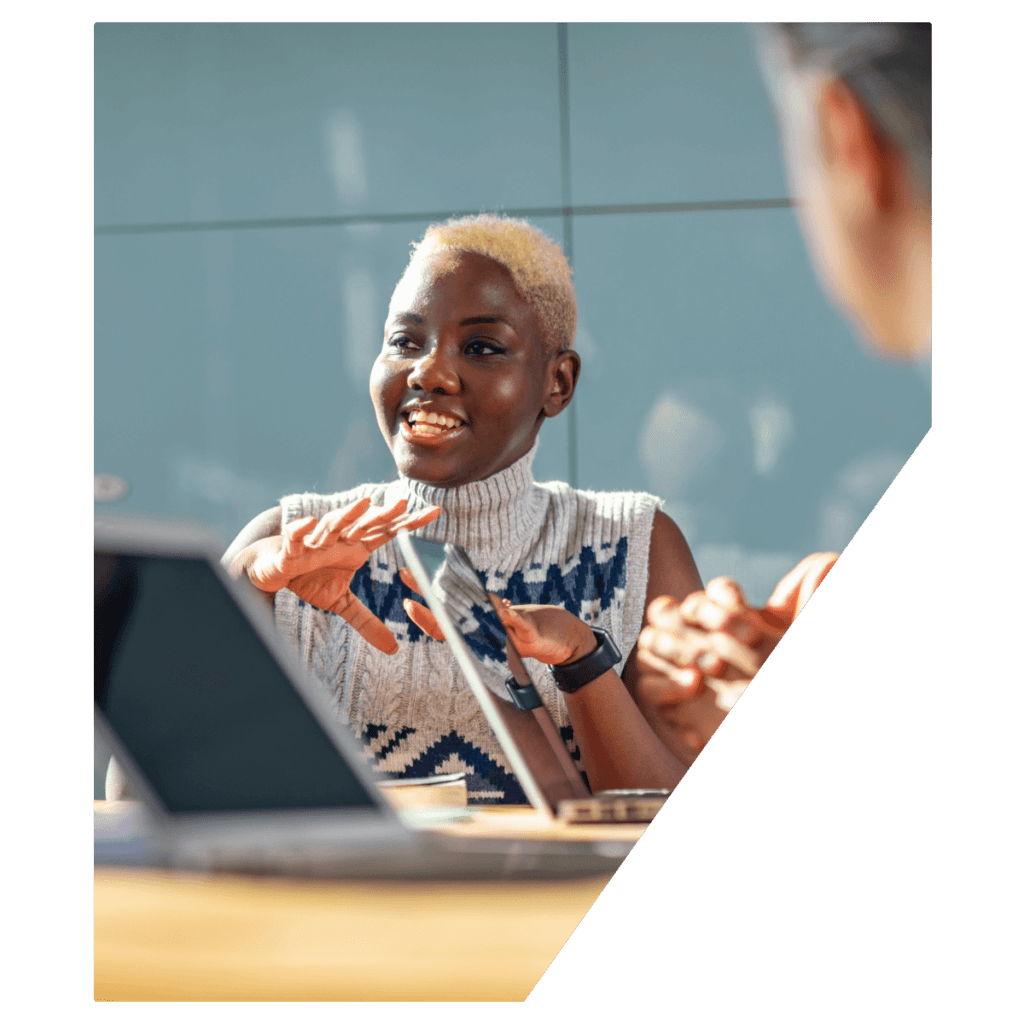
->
[9, 4, 1015, 1019]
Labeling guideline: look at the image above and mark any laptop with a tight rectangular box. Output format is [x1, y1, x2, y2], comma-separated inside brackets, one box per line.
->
[94, 517, 636, 879]
[396, 532, 593, 817]
[398, 533, 670, 825]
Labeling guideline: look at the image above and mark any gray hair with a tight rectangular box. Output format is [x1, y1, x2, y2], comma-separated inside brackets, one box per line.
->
[755, 23, 931, 200]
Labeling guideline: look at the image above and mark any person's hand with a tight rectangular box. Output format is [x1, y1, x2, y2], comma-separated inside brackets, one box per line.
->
[636, 670, 749, 768]
[637, 551, 839, 696]
[399, 572, 595, 666]
[249, 497, 440, 653]
[491, 600, 597, 666]
[634, 552, 838, 763]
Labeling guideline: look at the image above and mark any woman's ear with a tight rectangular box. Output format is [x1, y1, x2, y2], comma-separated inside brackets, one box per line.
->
[818, 78, 900, 214]
[542, 350, 581, 418]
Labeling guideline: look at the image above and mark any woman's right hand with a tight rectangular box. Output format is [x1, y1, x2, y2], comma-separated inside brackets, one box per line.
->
[248, 497, 441, 654]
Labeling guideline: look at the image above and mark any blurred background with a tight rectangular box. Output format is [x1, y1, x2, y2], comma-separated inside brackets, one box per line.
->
[94, 23, 930, 793]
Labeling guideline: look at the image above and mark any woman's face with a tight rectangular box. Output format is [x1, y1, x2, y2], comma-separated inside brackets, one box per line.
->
[370, 250, 572, 488]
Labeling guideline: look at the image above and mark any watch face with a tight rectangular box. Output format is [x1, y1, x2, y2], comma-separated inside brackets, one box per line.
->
[598, 628, 622, 663]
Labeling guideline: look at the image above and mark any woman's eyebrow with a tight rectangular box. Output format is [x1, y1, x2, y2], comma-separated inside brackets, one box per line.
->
[460, 315, 514, 328]
[390, 312, 425, 324]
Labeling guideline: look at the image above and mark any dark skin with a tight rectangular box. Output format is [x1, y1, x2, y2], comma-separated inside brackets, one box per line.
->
[224, 250, 706, 791]
[371, 250, 575, 487]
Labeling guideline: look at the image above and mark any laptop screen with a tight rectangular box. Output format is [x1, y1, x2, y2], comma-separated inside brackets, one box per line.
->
[95, 551, 377, 815]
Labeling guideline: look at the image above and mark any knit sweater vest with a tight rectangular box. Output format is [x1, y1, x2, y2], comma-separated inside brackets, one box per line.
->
[275, 444, 661, 804]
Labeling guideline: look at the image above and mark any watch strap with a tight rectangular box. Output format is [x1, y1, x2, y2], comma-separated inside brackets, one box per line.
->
[505, 676, 543, 711]
[551, 627, 622, 693]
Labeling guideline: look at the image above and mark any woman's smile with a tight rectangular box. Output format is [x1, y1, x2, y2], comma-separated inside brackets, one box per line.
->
[400, 405, 467, 442]
[370, 250, 563, 488]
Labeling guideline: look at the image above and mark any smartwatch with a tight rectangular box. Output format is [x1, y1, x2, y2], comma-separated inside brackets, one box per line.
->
[550, 627, 622, 693]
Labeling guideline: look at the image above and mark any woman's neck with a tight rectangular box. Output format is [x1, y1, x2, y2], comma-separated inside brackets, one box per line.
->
[396, 441, 547, 560]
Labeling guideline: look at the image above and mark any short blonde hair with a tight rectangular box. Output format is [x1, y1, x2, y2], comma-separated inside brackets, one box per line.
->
[400, 214, 577, 355]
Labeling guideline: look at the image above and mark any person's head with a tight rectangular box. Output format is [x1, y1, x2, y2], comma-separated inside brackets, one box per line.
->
[370, 214, 580, 487]
[755, 23, 931, 359]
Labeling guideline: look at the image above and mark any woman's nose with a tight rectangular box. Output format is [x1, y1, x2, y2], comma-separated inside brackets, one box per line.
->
[406, 344, 460, 394]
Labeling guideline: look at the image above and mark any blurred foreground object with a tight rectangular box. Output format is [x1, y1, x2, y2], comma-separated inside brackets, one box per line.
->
[377, 773, 468, 810]
[638, 24, 931, 746]
[755, 22, 931, 358]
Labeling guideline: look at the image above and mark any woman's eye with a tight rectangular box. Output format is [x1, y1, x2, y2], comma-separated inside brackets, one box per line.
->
[388, 334, 420, 352]
[465, 338, 505, 356]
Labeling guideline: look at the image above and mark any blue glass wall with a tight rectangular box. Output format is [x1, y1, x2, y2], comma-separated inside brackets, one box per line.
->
[94, 24, 930, 791]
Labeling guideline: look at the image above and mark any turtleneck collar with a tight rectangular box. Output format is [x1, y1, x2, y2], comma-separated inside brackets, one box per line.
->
[391, 441, 548, 562]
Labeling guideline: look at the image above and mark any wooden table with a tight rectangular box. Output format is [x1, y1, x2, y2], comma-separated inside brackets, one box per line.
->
[95, 805, 643, 1001]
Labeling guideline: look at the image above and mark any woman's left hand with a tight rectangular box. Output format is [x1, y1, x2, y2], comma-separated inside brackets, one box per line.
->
[399, 568, 593, 665]
[399, 569, 689, 793]
[491, 600, 595, 665]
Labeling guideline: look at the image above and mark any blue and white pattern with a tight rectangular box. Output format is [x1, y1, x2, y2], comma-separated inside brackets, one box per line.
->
[275, 443, 660, 803]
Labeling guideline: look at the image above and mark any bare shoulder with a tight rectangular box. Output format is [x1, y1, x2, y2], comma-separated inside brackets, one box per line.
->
[650, 508, 688, 552]
[221, 506, 282, 566]
[647, 509, 703, 605]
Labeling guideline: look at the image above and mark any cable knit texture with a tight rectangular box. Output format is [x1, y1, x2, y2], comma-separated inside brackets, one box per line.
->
[275, 443, 661, 803]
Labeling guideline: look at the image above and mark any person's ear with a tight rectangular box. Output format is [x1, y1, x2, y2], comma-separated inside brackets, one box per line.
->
[542, 350, 581, 418]
[818, 79, 900, 213]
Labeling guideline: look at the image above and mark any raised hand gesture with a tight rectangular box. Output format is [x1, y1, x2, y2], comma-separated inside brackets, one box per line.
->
[248, 497, 440, 654]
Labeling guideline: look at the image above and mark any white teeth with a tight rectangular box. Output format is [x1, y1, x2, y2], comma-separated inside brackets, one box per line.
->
[406, 410, 461, 430]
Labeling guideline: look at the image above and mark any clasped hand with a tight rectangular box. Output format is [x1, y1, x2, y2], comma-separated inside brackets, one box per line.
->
[636, 550, 838, 716]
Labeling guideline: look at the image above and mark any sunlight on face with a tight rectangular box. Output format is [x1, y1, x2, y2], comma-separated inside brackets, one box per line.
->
[370, 251, 554, 488]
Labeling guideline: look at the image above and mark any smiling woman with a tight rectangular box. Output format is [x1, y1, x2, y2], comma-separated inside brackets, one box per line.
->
[218, 214, 707, 802]
[373, 246, 574, 488]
